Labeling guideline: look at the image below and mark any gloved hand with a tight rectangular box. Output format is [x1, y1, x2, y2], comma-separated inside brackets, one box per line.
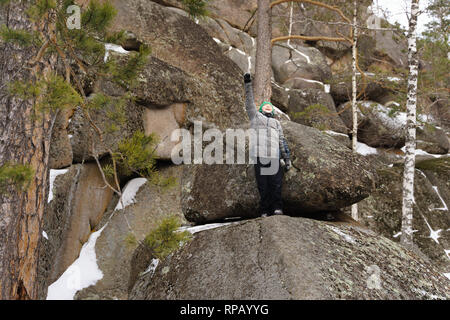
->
[244, 73, 251, 83]
[284, 159, 291, 171]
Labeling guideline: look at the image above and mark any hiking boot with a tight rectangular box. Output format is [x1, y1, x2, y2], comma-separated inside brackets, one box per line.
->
[273, 209, 284, 216]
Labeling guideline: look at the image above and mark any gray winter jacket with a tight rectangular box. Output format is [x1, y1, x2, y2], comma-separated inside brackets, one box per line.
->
[244, 81, 290, 160]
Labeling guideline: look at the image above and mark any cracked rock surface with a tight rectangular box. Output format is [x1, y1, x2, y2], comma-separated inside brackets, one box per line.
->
[129, 216, 450, 300]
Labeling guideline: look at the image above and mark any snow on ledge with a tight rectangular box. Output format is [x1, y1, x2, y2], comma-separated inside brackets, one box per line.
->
[325, 130, 349, 138]
[328, 226, 356, 244]
[393, 232, 402, 238]
[48, 169, 69, 203]
[114, 178, 147, 211]
[178, 222, 237, 235]
[401, 146, 449, 158]
[431, 186, 448, 211]
[286, 43, 311, 64]
[142, 258, 160, 276]
[273, 106, 291, 121]
[104, 43, 129, 62]
[46, 226, 106, 300]
[46, 177, 148, 299]
[356, 141, 378, 156]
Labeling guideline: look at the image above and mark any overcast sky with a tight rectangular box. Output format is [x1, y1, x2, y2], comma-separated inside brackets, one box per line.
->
[371, 0, 433, 34]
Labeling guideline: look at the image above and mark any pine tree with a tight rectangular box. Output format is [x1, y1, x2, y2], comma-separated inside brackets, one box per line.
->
[0, 0, 157, 299]
[254, 0, 273, 105]
[0, 0, 52, 300]
[181, 0, 210, 19]
[417, 0, 449, 120]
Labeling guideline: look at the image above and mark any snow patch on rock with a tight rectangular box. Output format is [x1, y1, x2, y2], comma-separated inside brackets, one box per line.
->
[356, 141, 378, 156]
[104, 43, 129, 62]
[142, 258, 160, 276]
[178, 222, 235, 234]
[46, 226, 106, 300]
[48, 169, 69, 203]
[328, 226, 356, 244]
[114, 178, 147, 211]
[431, 186, 448, 211]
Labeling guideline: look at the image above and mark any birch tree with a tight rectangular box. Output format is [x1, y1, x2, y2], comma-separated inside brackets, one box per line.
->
[350, 0, 359, 221]
[253, 0, 368, 108]
[400, 0, 420, 248]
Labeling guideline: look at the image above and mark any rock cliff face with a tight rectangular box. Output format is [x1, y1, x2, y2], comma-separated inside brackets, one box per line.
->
[354, 158, 450, 275]
[75, 166, 185, 300]
[37, 0, 449, 300]
[38, 162, 116, 298]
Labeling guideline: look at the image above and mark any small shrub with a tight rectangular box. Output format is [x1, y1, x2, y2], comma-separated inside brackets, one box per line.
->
[415, 158, 450, 173]
[144, 215, 192, 260]
[292, 104, 330, 121]
[124, 232, 138, 248]
[114, 130, 159, 178]
[181, 0, 210, 19]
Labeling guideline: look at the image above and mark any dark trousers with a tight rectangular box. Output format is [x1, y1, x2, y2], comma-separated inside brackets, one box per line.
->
[254, 157, 283, 214]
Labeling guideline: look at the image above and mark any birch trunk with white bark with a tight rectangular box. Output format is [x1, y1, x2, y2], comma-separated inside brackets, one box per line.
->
[351, 0, 359, 220]
[400, 0, 420, 248]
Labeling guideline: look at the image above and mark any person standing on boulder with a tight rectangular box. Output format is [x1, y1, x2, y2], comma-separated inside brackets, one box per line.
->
[243, 73, 291, 217]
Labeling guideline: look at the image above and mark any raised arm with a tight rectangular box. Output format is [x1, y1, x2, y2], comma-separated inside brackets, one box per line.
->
[244, 73, 257, 121]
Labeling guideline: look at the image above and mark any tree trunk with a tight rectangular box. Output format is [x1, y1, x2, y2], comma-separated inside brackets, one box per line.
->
[400, 0, 420, 248]
[254, 0, 273, 105]
[0, 1, 52, 299]
[351, 0, 358, 221]
[287, 1, 293, 46]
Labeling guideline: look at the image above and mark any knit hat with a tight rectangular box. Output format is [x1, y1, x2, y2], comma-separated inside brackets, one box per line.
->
[259, 101, 274, 115]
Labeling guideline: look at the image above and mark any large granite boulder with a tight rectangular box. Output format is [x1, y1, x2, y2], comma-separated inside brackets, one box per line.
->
[181, 121, 377, 223]
[149, 0, 257, 32]
[79, 44, 251, 161]
[337, 101, 449, 153]
[271, 82, 348, 134]
[107, 0, 247, 129]
[49, 108, 74, 169]
[430, 93, 450, 131]
[286, 88, 347, 133]
[416, 124, 450, 155]
[74, 1, 253, 161]
[130, 216, 450, 299]
[330, 74, 393, 106]
[272, 43, 331, 90]
[337, 101, 405, 148]
[68, 96, 144, 163]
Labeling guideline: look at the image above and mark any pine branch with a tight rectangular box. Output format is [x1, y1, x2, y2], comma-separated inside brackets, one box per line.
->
[29, 39, 50, 65]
